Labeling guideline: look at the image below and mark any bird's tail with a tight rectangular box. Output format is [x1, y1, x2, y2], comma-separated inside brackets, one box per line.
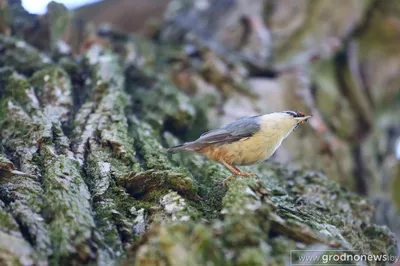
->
[167, 142, 197, 153]
[167, 144, 186, 153]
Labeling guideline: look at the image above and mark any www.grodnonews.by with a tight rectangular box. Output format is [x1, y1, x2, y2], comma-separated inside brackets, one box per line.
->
[291, 250, 400, 265]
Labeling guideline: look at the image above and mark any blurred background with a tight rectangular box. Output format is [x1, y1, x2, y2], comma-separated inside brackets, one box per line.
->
[5, 0, 400, 246]
[22, 0, 101, 14]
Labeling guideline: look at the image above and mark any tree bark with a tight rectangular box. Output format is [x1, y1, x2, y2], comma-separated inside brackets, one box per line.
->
[0, 1, 398, 265]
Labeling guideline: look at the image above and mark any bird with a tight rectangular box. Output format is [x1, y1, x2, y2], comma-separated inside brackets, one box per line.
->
[168, 111, 312, 184]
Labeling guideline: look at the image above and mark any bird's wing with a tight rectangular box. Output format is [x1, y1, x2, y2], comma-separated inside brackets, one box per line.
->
[197, 116, 261, 145]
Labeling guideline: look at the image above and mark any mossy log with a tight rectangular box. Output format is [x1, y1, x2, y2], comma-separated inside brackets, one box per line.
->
[0, 32, 397, 266]
[0, 0, 399, 262]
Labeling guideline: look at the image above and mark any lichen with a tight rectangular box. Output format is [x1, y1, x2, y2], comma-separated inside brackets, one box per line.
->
[0, 35, 51, 76]
[0, 2, 398, 264]
[0, 200, 21, 238]
[0, 231, 40, 266]
[40, 146, 94, 263]
[126, 163, 397, 265]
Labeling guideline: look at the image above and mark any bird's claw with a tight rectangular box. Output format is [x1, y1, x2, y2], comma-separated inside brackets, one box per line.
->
[221, 172, 257, 186]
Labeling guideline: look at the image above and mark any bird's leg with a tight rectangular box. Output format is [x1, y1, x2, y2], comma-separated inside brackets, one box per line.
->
[221, 161, 241, 185]
[232, 165, 256, 178]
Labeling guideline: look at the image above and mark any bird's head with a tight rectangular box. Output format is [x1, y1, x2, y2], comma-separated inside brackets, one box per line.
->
[281, 110, 312, 130]
[260, 111, 312, 133]
[282, 110, 311, 121]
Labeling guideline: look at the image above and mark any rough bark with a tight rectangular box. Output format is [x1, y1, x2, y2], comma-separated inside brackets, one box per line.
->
[0, 1, 398, 265]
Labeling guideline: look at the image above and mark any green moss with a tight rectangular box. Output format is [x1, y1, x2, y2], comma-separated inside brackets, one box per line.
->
[127, 70, 197, 135]
[93, 180, 137, 249]
[40, 146, 94, 261]
[143, 188, 170, 202]
[162, 132, 230, 219]
[83, 150, 137, 254]
[0, 231, 40, 266]
[4, 74, 30, 103]
[0, 70, 32, 120]
[362, 226, 397, 255]
[236, 248, 267, 266]
[0, 4, 398, 264]
[0, 35, 51, 76]
[29, 66, 72, 110]
[0, 70, 50, 257]
[129, 162, 397, 264]
[67, 46, 145, 257]
[131, 118, 175, 170]
[127, 222, 228, 266]
[0, 201, 21, 236]
[268, 237, 297, 265]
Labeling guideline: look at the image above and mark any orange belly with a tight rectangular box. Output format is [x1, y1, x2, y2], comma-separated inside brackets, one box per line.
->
[199, 132, 272, 165]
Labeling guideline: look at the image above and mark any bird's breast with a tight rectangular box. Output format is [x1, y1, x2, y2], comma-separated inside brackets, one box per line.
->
[201, 131, 282, 165]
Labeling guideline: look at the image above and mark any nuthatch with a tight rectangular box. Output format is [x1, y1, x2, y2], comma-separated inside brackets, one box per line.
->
[168, 111, 311, 183]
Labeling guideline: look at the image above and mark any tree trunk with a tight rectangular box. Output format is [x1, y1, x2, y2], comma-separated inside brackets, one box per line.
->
[0, 1, 398, 265]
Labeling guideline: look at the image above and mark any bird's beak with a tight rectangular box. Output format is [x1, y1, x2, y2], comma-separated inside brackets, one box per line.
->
[294, 115, 312, 124]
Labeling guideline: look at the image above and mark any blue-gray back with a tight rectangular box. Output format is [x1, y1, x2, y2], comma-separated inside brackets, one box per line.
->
[196, 115, 261, 144]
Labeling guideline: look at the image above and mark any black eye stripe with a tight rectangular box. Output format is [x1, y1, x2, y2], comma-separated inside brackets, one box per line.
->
[282, 111, 305, 118]
[283, 111, 297, 116]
